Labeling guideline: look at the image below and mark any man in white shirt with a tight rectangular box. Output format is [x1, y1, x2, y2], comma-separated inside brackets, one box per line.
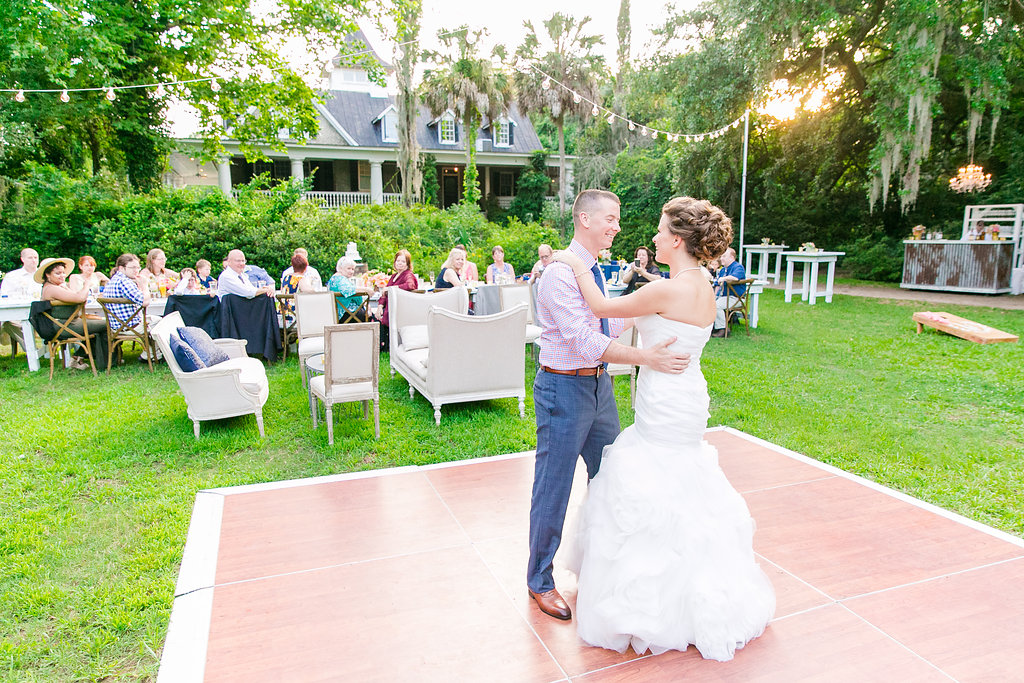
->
[1, 247, 42, 354]
[280, 247, 323, 289]
[1, 247, 42, 299]
[217, 250, 275, 298]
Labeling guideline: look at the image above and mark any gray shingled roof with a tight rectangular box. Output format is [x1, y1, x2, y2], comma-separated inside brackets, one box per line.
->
[320, 90, 543, 153]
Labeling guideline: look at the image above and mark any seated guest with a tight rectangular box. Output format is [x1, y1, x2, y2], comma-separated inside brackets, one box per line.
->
[281, 253, 316, 296]
[37, 256, 108, 369]
[711, 247, 747, 337]
[530, 243, 553, 278]
[327, 257, 372, 321]
[68, 255, 109, 295]
[243, 261, 275, 288]
[619, 246, 661, 295]
[104, 253, 154, 330]
[195, 259, 215, 290]
[374, 249, 418, 350]
[1, 247, 41, 299]
[1, 247, 41, 353]
[218, 249, 275, 298]
[486, 245, 516, 284]
[435, 247, 467, 289]
[280, 248, 323, 290]
[141, 248, 179, 293]
[455, 243, 479, 283]
[174, 268, 204, 295]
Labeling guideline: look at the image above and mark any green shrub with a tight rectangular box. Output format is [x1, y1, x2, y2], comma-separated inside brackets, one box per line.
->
[839, 233, 905, 282]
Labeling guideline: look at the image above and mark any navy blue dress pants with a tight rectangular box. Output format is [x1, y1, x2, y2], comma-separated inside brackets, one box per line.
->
[527, 369, 620, 593]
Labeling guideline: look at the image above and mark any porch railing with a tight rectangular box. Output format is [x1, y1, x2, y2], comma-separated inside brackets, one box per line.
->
[230, 190, 402, 208]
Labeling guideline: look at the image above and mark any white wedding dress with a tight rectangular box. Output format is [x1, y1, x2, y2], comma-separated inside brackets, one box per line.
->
[569, 313, 775, 661]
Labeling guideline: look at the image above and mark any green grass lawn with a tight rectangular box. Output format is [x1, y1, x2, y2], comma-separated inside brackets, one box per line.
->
[2, 289, 1023, 680]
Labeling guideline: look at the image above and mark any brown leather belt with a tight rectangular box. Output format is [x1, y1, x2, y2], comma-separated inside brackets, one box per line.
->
[540, 365, 605, 377]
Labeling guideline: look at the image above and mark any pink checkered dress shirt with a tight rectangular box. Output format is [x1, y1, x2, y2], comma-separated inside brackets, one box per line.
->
[535, 240, 626, 370]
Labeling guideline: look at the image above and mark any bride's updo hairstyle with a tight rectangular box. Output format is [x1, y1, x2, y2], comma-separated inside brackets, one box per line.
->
[661, 197, 733, 261]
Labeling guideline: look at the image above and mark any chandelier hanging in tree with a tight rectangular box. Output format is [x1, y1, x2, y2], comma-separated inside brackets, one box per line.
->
[949, 163, 992, 193]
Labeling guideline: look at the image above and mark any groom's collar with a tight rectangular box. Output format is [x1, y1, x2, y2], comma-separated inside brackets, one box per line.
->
[568, 240, 598, 268]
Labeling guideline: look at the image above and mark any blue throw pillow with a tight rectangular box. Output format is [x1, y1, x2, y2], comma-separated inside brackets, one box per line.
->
[169, 334, 206, 373]
[178, 326, 230, 367]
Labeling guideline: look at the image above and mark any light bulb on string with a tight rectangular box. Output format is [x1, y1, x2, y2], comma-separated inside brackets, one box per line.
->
[60, 89, 70, 103]
[606, 112, 615, 124]
[628, 121, 635, 131]
[650, 131, 658, 140]
[105, 87, 116, 101]
[640, 127, 648, 136]
[14, 89, 25, 102]
[154, 83, 166, 97]
[541, 78, 551, 90]
[591, 104, 599, 116]
[395, 48, 404, 61]
[210, 78, 221, 92]
[572, 92, 581, 104]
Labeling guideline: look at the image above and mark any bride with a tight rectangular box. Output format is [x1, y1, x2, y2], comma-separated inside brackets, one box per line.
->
[553, 196, 775, 662]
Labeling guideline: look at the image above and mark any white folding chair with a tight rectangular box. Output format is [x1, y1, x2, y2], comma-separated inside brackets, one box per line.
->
[294, 291, 337, 388]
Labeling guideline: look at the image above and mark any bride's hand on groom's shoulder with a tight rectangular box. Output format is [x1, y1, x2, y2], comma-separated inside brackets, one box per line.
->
[644, 337, 691, 374]
[551, 250, 586, 276]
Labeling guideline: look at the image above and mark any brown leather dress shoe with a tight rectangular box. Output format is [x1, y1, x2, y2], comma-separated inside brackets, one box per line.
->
[711, 328, 727, 338]
[529, 588, 572, 620]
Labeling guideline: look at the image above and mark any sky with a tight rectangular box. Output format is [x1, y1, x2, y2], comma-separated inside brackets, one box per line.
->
[168, 1, 702, 136]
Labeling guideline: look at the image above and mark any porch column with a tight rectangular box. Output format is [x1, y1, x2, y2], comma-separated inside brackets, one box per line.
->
[290, 156, 305, 184]
[216, 157, 232, 196]
[370, 161, 383, 204]
[483, 165, 490, 197]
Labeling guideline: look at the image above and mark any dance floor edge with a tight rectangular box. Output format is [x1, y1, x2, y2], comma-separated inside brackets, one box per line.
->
[157, 427, 1024, 683]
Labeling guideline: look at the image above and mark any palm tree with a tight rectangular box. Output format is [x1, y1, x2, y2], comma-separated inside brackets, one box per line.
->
[420, 27, 512, 206]
[514, 14, 606, 221]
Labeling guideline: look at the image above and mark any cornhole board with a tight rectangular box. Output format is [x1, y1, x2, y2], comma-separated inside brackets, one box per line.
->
[913, 311, 1019, 344]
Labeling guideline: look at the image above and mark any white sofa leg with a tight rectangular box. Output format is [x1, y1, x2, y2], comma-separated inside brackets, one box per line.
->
[193, 420, 200, 439]
[433, 404, 441, 426]
[373, 399, 380, 439]
[256, 411, 265, 438]
[362, 400, 368, 419]
[518, 396, 525, 418]
[326, 404, 334, 445]
[408, 384, 414, 399]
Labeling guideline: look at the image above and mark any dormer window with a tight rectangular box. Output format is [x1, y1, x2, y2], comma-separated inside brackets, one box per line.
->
[494, 120, 510, 147]
[440, 115, 457, 144]
[381, 110, 398, 143]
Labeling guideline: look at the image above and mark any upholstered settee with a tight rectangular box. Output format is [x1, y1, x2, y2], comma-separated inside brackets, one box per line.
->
[151, 312, 270, 438]
[387, 287, 527, 425]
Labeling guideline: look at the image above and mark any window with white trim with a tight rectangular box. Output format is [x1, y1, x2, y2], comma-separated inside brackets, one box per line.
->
[381, 110, 398, 143]
[439, 116, 456, 144]
[494, 120, 510, 147]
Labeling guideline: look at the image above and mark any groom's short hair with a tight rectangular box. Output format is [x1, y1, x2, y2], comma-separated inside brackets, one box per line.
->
[572, 189, 619, 225]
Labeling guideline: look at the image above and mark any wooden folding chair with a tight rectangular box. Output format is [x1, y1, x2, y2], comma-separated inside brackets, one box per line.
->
[96, 297, 155, 371]
[723, 278, 756, 338]
[275, 293, 299, 360]
[336, 292, 370, 324]
[39, 303, 98, 380]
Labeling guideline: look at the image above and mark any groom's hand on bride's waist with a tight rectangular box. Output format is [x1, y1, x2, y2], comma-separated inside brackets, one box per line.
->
[643, 338, 690, 374]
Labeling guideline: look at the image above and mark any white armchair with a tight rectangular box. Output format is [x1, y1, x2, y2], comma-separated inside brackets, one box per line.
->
[387, 286, 469, 376]
[390, 300, 527, 425]
[150, 312, 270, 438]
[498, 283, 542, 345]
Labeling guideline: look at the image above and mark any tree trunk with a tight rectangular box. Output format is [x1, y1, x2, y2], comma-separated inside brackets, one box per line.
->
[462, 113, 481, 206]
[558, 116, 567, 238]
[396, 7, 421, 207]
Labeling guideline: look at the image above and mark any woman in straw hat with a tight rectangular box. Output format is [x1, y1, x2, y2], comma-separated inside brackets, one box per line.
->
[36, 257, 108, 369]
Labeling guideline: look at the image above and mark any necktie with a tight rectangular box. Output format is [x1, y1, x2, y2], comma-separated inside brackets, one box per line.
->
[590, 263, 611, 337]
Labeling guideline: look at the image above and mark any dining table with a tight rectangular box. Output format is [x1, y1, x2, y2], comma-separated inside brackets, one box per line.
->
[0, 298, 42, 371]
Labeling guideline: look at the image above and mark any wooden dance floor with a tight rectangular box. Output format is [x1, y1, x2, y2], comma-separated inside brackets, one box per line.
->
[159, 427, 1024, 681]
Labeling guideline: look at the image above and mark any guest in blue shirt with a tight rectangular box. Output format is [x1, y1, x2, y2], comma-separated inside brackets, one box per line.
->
[327, 257, 372, 321]
[712, 247, 746, 337]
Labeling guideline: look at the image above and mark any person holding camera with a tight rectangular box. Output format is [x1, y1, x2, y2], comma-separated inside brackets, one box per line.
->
[619, 246, 661, 295]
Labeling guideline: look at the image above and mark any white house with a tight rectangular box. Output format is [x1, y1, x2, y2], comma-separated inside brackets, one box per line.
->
[167, 31, 571, 212]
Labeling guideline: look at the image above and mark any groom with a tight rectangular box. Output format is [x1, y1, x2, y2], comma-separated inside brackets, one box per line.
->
[527, 189, 691, 620]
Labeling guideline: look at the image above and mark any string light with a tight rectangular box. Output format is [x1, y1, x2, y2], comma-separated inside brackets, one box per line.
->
[606, 112, 615, 124]
[628, 121, 635, 131]
[572, 92, 581, 104]
[105, 87, 116, 101]
[541, 77, 551, 90]
[154, 83, 165, 97]
[60, 89, 69, 102]
[14, 89, 25, 102]
[210, 79, 220, 92]
[394, 48, 404, 60]
[640, 126, 648, 136]
[650, 131, 657, 140]
[591, 104, 599, 116]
